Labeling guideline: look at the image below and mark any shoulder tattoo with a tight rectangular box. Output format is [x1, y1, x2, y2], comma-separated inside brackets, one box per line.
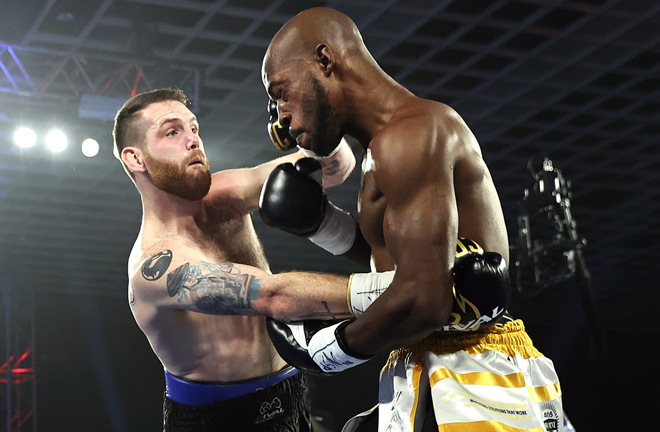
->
[141, 250, 173, 281]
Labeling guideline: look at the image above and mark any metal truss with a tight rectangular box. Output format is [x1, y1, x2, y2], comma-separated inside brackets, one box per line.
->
[0, 42, 202, 119]
[0, 287, 35, 432]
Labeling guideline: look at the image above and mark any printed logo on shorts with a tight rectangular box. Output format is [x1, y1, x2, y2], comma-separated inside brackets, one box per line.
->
[385, 392, 407, 432]
[255, 397, 285, 424]
[541, 402, 559, 432]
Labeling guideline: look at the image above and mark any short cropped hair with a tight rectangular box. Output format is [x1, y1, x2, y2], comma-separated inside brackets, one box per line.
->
[113, 88, 189, 182]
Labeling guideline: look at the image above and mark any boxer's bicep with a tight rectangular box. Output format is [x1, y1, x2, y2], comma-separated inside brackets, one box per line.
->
[375, 129, 458, 287]
[371, 129, 459, 328]
[390, 185, 456, 330]
[130, 248, 270, 316]
[228, 151, 305, 210]
[381, 168, 458, 294]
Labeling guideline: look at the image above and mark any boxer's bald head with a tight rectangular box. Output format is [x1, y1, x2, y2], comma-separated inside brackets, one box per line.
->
[262, 7, 376, 86]
[262, 8, 382, 155]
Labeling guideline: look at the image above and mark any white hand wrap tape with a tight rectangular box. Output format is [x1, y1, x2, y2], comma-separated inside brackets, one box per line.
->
[307, 321, 368, 373]
[308, 203, 356, 255]
[348, 271, 395, 317]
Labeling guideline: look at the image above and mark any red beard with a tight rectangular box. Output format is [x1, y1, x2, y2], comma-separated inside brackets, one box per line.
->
[144, 151, 211, 201]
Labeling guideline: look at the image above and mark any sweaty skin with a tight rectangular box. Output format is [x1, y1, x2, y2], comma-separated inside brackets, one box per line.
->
[122, 98, 355, 382]
[263, 8, 509, 356]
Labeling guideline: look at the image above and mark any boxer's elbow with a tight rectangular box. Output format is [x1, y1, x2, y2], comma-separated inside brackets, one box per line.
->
[267, 298, 297, 322]
[408, 280, 454, 330]
[256, 277, 297, 322]
[373, 289, 446, 334]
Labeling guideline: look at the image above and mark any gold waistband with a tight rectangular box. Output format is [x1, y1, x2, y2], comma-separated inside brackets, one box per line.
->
[384, 320, 542, 369]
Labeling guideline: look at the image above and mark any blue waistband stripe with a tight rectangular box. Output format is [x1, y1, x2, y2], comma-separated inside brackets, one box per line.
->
[165, 366, 300, 406]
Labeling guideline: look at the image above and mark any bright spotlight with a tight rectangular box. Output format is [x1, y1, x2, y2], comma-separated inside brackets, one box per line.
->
[45, 130, 68, 153]
[81, 138, 100, 157]
[13, 127, 37, 148]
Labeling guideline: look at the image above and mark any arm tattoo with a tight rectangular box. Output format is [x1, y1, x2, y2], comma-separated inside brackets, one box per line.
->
[165, 261, 262, 315]
[299, 301, 352, 320]
[141, 250, 173, 281]
[321, 159, 341, 178]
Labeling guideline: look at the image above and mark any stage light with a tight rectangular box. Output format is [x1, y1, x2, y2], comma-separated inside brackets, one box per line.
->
[81, 138, 100, 157]
[45, 130, 68, 153]
[13, 127, 37, 148]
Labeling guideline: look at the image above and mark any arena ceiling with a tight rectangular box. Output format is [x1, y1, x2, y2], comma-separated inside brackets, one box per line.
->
[0, 0, 658, 330]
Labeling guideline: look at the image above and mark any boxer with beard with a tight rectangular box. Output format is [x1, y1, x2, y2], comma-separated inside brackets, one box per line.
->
[113, 88, 357, 432]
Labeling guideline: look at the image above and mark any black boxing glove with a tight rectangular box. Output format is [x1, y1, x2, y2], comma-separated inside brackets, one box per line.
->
[259, 158, 356, 255]
[266, 318, 370, 375]
[348, 238, 510, 331]
[442, 238, 510, 331]
[267, 100, 296, 151]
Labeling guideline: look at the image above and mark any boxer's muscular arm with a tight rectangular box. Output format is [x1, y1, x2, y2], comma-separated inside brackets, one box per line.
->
[343, 119, 459, 355]
[224, 150, 304, 211]
[230, 138, 356, 210]
[130, 243, 351, 321]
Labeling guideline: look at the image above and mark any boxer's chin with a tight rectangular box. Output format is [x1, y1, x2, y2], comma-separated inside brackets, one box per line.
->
[149, 157, 211, 201]
[176, 170, 211, 201]
[310, 135, 341, 159]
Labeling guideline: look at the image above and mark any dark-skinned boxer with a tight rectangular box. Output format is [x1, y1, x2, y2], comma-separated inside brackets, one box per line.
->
[259, 7, 564, 432]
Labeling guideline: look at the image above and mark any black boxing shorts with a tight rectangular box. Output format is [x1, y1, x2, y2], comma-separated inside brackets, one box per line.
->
[163, 366, 310, 432]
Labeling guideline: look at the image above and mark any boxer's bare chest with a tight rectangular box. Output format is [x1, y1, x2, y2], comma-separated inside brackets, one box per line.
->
[193, 199, 268, 270]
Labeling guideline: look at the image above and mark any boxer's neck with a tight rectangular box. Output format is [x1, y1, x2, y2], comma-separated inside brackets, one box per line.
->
[339, 68, 414, 148]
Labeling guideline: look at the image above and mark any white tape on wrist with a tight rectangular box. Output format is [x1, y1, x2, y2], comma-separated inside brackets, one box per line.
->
[301, 139, 354, 188]
[307, 321, 367, 373]
[308, 203, 356, 255]
[348, 271, 395, 317]
[299, 140, 344, 159]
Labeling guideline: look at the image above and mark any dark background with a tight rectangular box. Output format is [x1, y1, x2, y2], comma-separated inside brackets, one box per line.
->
[1, 0, 659, 430]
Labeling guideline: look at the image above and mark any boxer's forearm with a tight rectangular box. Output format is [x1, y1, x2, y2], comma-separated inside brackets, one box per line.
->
[343, 275, 453, 355]
[258, 272, 352, 322]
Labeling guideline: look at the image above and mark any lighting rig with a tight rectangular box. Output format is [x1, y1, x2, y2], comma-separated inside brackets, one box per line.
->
[515, 156, 605, 357]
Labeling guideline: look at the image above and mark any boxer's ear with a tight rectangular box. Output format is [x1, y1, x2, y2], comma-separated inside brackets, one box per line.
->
[123, 147, 146, 174]
[316, 44, 334, 77]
